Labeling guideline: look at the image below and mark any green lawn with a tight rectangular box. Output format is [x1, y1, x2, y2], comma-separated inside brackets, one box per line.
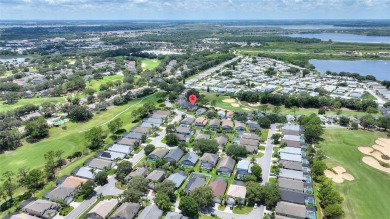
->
[140, 58, 161, 71]
[232, 206, 253, 214]
[318, 128, 389, 219]
[86, 74, 124, 91]
[0, 97, 66, 112]
[0, 94, 157, 177]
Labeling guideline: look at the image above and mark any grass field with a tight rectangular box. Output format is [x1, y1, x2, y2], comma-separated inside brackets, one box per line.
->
[318, 128, 390, 219]
[0, 94, 157, 177]
[0, 97, 66, 112]
[140, 58, 161, 71]
[86, 74, 124, 91]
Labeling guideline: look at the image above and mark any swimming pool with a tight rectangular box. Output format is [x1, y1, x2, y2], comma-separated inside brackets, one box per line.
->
[305, 175, 312, 183]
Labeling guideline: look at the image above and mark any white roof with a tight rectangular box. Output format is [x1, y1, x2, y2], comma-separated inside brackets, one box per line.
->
[227, 184, 246, 199]
[108, 144, 132, 154]
[280, 153, 302, 162]
[76, 167, 101, 179]
[280, 147, 302, 155]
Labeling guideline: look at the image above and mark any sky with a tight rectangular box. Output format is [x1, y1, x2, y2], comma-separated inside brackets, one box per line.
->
[1, 0, 390, 20]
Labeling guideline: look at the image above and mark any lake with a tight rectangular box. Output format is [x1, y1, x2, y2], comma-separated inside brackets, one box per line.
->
[229, 25, 338, 29]
[309, 60, 390, 80]
[0, 57, 26, 63]
[287, 33, 390, 44]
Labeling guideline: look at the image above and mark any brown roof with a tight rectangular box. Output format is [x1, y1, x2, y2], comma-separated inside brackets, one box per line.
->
[226, 111, 234, 117]
[239, 138, 259, 147]
[118, 138, 139, 146]
[222, 119, 233, 128]
[210, 180, 227, 198]
[62, 176, 88, 188]
[195, 117, 207, 126]
[133, 127, 149, 134]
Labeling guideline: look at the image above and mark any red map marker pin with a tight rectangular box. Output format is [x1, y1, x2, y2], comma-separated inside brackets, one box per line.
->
[189, 94, 197, 105]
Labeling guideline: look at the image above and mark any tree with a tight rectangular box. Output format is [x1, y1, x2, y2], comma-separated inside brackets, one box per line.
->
[271, 133, 283, 144]
[123, 189, 143, 203]
[338, 116, 350, 127]
[94, 171, 108, 186]
[262, 183, 280, 208]
[155, 180, 176, 201]
[85, 127, 104, 150]
[78, 180, 95, 198]
[193, 139, 219, 154]
[245, 181, 262, 205]
[24, 169, 45, 191]
[251, 164, 262, 180]
[44, 150, 58, 179]
[107, 118, 123, 134]
[166, 133, 179, 146]
[258, 116, 271, 128]
[1, 171, 17, 200]
[144, 144, 155, 155]
[272, 106, 281, 114]
[166, 124, 176, 133]
[259, 105, 269, 114]
[318, 108, 326, 115]
[360, 114, 376, 130]
[128, 176, 149, 193]
[178, 142, 188, 151]
[290, 106, 298, 116]
[226, 145, 248, 159]
[25, 117, 49, 140]
[116, 161, 133, 183]
[69, 105, 93, 122]
[242, 174, 258, 182]
[179, 196, 199, 217]
[190, 186, 214, 208]
[377, 116, 390, 131]
[324, 204, 345, 219]
[154, 192, 172, 212]
[351, 122, 359, 130]
[312, 160, 327, 180]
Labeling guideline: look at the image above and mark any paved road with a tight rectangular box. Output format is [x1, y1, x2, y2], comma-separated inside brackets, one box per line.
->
[65, 175, 124, 219]
[257, 124, 277, 185]
[129, 149, 145, 167]
[214, 206, 264, 219]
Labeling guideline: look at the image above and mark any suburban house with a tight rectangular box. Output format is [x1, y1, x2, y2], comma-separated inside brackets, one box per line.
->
[275, 201, 307, 219]
[280, 189, 306, 205]
[217, 156, 236, 176]
[239, 138, 259, 153]
[226, 182, 247, 205]
[85, 199, 118, 219]
[209, 178, 228, 203]
[194, 117, 207, 127]
[7, 213, 41, 219]
[86, 158, 114, 170]
[280, 153, 302, 163]
[146, 168, 167, 184]
[226, 111, 234, 118]
[221, 119, 233, 130]
[215, 135, 228, 147]
[58, 176, 87, 188]
[148, 148, 169, 162]
[73, 167, 101, 180]
[176, 126, 192, 135]
[124, 167, 148, 182]
[217, 110, 226, 119]
[282, 135, 304, 148]
[132, 127, 149, 135]
[196, 108, 207, 116]
[143, 118, 163, 126]
[151, 110, 170, 119]
[278, 178, 304, 192]
[98, 151, 126, 161]
[180, 117, 195, 125]
[137, 204, 163, 219]
[282, 124, 303, 136]
[43, 186, 75, 204]
[195, 134, 210, 140]
[181, 151, 199, 168]
[234, 121, 246, 131]
[209, 119, 221, 129]
[164, 148, 184, 163]
[278, 169, 305, 181]
[200, 153, 219, 171]
[280, 160, 303, 171]
[242, 133, 261, 141]
[236, 159, 252, 179]
[280, 147, 303, 155]
[166, 171, 187, 188]
[185, 176, 206, 194]
[117, 138, 139, 147]
[21, 199, 60, 219]
[107, 144, 133, 155]
[248, 122, 261, 132]
[165, 212, 188, 219]
[111, 202, 141, 219]
[125, 132, 143, 140]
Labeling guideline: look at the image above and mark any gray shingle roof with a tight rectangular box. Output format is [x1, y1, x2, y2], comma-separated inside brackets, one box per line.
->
[111, 202, 140, 219]
[280, 189, 306, 205]
[167, 171, 187, 188]
[185, 177, 206, 193]
[217, 156, 236, 172]
[137, 204, 163, 219]
[44, 186, 75, 202]
[275, 201, 306, 218]
[164, 148, 184, 162]
[278, 168, 304, 181]
[87, 158, 114, 170]
[148, 148, 169, 159]
[181, 152, 199, 166]
[278, 178, 304, 192]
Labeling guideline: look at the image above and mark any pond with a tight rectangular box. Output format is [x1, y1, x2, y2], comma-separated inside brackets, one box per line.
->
[286, 33, 390, 44]
[309, 59, 390, 81]
[0, 57, 26, 63]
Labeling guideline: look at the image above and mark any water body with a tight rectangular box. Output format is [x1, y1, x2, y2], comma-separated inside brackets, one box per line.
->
[0, 57, 26, 63]
[309, 59, 390, 81]
[229, 25, 338, 29]
[287, 33, 390, 44]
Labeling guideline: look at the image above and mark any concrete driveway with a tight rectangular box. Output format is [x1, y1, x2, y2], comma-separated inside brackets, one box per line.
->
[214, 205, 264, 219]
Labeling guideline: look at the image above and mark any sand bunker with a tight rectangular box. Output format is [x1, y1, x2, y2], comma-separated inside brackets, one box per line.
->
[358, 138, 390, 174]
[362, 156, 390, 174]
[231, 103, 240, 107]
[222, 98, 236, 103]
[324, 166, 354, 183]
[248, 102, 260, 107]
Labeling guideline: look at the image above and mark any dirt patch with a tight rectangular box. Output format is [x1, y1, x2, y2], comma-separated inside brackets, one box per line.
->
[248, 102, 260, 107]
[324, 166, 354, 183]
[362, 156, 390, 174]
[222, 98, 236, 103]
[231, 103, 240, 107]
